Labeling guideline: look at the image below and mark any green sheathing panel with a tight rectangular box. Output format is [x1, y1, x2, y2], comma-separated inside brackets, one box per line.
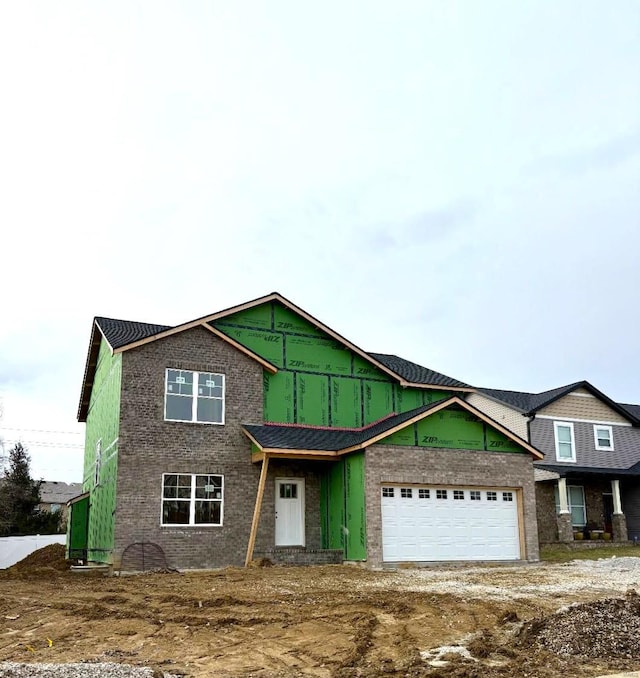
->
[485, 427, 525, 453]
[320, 461, 346, 551]
[273, 304, 326, 337]
[296, 373, 329, 426]
[363, 381, 393, 425]
[417, 409, 485, 450]
[67, 496, 89, 558]
[331, 377, 362, 428]
[344, 452, 367, 560]
[82, 337, 121, 564]
[263, 371, 294, 423]
[379, 405, 530, 454]
[215, 327, 284, 367]
[213, 301, 417, 428]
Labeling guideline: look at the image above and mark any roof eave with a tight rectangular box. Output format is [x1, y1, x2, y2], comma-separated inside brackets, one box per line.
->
[77, 321, 113, 423]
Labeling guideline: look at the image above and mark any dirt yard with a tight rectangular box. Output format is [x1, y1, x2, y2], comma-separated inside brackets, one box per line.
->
[2, 546, 640, 677]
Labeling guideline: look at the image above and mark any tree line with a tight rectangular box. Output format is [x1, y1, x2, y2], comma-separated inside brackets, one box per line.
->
[0, 442, 62, 536]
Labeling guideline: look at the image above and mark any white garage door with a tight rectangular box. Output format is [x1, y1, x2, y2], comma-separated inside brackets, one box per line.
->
[381, 485, 521, 562]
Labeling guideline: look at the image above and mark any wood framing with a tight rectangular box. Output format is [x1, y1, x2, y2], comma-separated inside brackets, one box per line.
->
[245, 454, 270, 566]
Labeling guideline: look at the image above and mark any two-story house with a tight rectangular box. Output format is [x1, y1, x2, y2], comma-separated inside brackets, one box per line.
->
[68, 293, 543, 570]
[468, 383, 640, 544]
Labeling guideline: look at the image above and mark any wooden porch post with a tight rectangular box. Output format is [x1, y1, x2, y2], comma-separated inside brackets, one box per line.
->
[245, 454, 269, 566]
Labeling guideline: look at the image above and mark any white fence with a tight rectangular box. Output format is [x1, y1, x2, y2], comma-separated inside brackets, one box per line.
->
[0, 534, 66, 569]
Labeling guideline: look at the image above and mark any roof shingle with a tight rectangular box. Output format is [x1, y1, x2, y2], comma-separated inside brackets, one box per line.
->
[368, 353, 470, 389]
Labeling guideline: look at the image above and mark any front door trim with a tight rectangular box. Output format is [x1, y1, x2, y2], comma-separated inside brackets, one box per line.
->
[275, 477, 305, 547]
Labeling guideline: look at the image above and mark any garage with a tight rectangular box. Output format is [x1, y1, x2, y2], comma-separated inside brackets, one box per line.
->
[381, 485, 521, 562]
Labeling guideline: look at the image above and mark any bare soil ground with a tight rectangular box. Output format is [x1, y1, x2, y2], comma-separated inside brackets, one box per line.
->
[2, 546, 640, 677]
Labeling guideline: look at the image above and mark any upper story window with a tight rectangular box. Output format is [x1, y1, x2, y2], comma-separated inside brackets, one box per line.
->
[554, 421, 576, 462]
[94, 439, 102, 487]
[594, 424, 614, 451]
[165, 369, 225, 424]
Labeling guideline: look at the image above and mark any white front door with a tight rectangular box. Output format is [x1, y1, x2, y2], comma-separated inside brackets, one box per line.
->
[275, 478, 305, 546]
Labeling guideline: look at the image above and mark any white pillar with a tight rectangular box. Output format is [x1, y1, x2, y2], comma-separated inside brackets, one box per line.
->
[611, 479, 623, 515]
[557, 477, 570, 514]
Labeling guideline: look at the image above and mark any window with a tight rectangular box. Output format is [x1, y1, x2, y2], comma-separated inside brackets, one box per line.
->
[94, 439, 102, 487]
[418, 489, 430, 499]
[502, 492, 513, 502]
[453, 490, 465, 500]
[554, 484, 586, 527]
[161, 473, 223, 526]
[165, 370, 225, 424]
[436, 489, 447, 500]
[279, 483, 297, 499]
[486, 491, 497, 501]
[594, 425, 614, 451]
[400, 488, 412, 498]
[470, 490, 481, 501]
[554, 421, 576, 462]
[382, 487, 394, 498]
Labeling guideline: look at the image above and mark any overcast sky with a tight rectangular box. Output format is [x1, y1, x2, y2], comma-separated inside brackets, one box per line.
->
[1, 1, 638, 482]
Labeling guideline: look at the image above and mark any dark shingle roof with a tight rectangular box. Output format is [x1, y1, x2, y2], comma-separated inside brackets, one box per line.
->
[245, 401, 446, 451]
[479, 382, 585, 413]
[479, 381, 640, 425]
[536, 463, 640, 478]
[95, 317, 171, 350]
[369, 353, 470, 389]
[621, 403, 640, 420]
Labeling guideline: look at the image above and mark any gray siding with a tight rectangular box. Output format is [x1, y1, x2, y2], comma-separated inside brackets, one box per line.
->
[623, 482, 640, 542]
[530, 418, 640, 470]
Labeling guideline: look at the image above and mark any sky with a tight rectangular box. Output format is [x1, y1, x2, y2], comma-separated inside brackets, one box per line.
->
[0, 1, 638, 482]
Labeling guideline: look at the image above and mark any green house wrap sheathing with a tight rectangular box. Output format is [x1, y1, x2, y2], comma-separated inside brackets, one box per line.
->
[320, 453, 367, 560]
[344, 452, 366, 560]
[82, 336, 121, 564]
[382, 406, 527, 453]
[214, 301, 451, 428]
[66, 495, 89, 559]
[320, 461, 345, 551]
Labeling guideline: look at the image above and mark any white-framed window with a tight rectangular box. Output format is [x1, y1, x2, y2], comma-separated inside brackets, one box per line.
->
[382, 487, 394, 498]
[593, 424, 614, 451]
[554, 421, 576, 462]
[436, 489, 447, 499]
[470, 490, 481, 501]
[418, 489, 430, 499]
[502, 492, 513, 502]
[161, 473, 224, 526]
[94, 439, 102, 487]
[400, 488, 412, 498]
[453, 490, 464, 500]
[486, 491, 497, 501]
[165, 369, 225, 424]
[554, 484, 586, 527]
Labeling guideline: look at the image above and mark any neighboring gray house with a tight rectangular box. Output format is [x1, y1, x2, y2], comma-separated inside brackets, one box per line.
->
[468, 382, 640, 544]
[39, 481, 83, 522]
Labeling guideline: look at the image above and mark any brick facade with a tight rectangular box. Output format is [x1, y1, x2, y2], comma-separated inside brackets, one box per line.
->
[114, 326, 324, 569]
[364, 444, 539, 567]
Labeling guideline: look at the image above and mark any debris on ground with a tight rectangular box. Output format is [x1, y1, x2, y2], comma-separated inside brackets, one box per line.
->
[2, 554, 640, 676]
[519, 590, 640, 659]
[1, 544, 69, 578]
